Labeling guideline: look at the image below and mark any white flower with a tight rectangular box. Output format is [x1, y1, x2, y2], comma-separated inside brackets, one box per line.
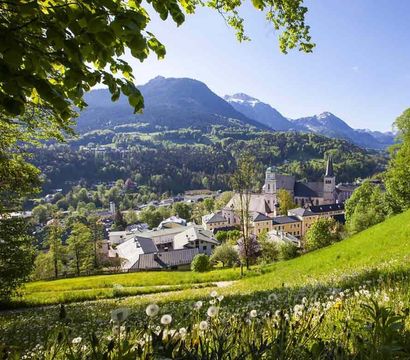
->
[210, 290, 218, 298]
[199, 321, 208, 331]
[207, 306, 219, 317]
[194, 301, 203, 310]
[217, 295, 224, 302]
[111, 308, 130, 323]
[250, 310, 257, 318]
[161, 314, 172, 325]
[146, 304, 160, 317]
[72, 337, 82, 344]
[179, 327, 187, 336]
[268, 293, 278, 302]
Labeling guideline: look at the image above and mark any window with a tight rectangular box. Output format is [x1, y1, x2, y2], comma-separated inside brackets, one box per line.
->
[203, 246, 207, 251]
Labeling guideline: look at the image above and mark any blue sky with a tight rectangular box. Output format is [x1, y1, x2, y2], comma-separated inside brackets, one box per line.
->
[123, 1, 410, 131]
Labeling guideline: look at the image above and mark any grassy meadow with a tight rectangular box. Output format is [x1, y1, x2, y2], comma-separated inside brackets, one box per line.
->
[1, 210, 410, 357]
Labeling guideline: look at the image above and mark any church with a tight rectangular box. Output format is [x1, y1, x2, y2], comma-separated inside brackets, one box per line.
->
[222, 158, 356, 224]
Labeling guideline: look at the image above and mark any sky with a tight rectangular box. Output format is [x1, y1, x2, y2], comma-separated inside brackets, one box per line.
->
[122, 0, 410, 132]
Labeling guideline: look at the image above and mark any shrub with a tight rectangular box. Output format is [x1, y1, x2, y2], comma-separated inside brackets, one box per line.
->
[279, 242, 299, 260]
[210, 243, 239, 268]
[191, 254, 210, 272]
[305, 217, 341, 251]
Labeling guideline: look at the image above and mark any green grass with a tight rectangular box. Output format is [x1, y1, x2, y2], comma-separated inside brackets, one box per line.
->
[11, 264, 265, 307]
[2, 210, 410, 353]
[8, 209, 410, 309]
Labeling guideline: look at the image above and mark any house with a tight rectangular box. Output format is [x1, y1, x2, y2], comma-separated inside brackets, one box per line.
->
[116, 236, 158, 270]
[158, 216, 187, 229]
[108, 230, 133, 245]
[251, 212, 272, 235]
[136, 226, 188, 252]
[287, 208, 317, 235]
[202, 212, 228, 231]
[135, 248, 199, 271]
[267, 229, 301, 247]
[173, 226, 219, 255]
[272, 216, 302, 237]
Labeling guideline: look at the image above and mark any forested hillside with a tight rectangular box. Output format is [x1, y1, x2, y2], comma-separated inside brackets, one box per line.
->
[32, 127, 387, 195]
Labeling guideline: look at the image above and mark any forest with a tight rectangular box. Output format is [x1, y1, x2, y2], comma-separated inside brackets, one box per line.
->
[31, 126, 387, 196]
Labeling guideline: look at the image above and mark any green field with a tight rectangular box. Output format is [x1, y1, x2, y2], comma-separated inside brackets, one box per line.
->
[12, 265, 260, 307]
[1, 210, 410, 355]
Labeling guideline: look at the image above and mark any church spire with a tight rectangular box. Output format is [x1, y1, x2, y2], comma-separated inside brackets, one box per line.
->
[325, 156, 334, 177]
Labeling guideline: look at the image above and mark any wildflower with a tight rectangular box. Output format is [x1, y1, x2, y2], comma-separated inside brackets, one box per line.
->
[72, 337, 82, 344]
[210, 290, 218, 298]
[209, 299, 216, 305]
[179, 327, 187, 336]
[199, 321, 208, 331]
[111, 308, 130, 323]
[146, 304, 160, 317]
[268, 293, 278, 302]
[161, 314, 172, 325]
[250, 310, 257, 318]
[194, 301, 203, 310]
[207, 306, 219, 317]
[217, 295, 224, 302]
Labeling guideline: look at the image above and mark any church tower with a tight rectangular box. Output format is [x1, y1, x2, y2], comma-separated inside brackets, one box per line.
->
[323, 157, 336, 204]
[263, 167, 277, 214]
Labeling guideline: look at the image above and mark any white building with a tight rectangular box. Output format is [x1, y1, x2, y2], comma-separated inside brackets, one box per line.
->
[173, 225, 219, 255]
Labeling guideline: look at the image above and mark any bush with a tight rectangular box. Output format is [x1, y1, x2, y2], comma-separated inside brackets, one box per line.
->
[279, 242, 299, 260]
[191, 254, 210, 272]
[210, 243, 239, 268]
[305, 218, 341, 251]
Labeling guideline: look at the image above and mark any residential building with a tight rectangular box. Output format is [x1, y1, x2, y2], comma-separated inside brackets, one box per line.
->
[271, 216, 302, 237]
[202, 212, 228, 231]
[173, 225, 219, 255]
[115, 236, 158, 270]
[135, 248, 199, 271]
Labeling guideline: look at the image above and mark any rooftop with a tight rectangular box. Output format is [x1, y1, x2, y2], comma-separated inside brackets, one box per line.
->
[202, 212, 227, 224]
[135, 248, 199, 270]
[309, 203, 344, 213]
[272, 215, 301, 225]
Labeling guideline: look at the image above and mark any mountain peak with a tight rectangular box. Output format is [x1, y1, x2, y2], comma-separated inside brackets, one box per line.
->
[225, 93, 259, 102]
[317, 111, 335, 119]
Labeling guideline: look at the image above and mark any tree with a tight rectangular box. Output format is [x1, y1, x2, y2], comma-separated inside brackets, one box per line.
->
[214, 191, 234, 211]
[67, 223, 93, 276]
[237, 234, 260, 266]
[258, 230, 279, 264]
[113, 209, 127, 231]
[203, 198, 215, 214]
[230, 152, 260, 269]
[277, 189, 297, 215]
[173, 202, 192, 220]
[0, 218, 35, 302]
[45, 220, 65, 279]
[345, 180, 390, 234]
[191, 254, 210, 272]
[0, 0, 313, 131]
[385, 108, 410, 212]
[210, 243, 239, 268]
[305, 217, 341, 251]
[278, 242, 299, 260]
[139, 206, 163, 229]
[88, 216, 105, 269]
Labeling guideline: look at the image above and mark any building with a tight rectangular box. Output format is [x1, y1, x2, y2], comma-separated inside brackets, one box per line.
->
[135, 226, 188, 252]
[108, 230, 133, 245]
[115, 236, 158, 270]
[173, 225, 219, 255]
[267, 229, 301, 247]
[158, 216, 187, 229]
[272, 216, 302, 237]
[135, 248, 199, 271]
[222, 157, 349, 221]
[202, 212, 228, 231]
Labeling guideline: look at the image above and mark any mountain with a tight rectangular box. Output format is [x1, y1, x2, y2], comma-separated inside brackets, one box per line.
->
[76, 77, 267, 133]
[291, 112, 395, 149]
[224, 93, 295, 131]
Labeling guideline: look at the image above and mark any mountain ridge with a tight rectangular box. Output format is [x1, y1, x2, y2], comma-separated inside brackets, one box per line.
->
[76, 76, 395, 149]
